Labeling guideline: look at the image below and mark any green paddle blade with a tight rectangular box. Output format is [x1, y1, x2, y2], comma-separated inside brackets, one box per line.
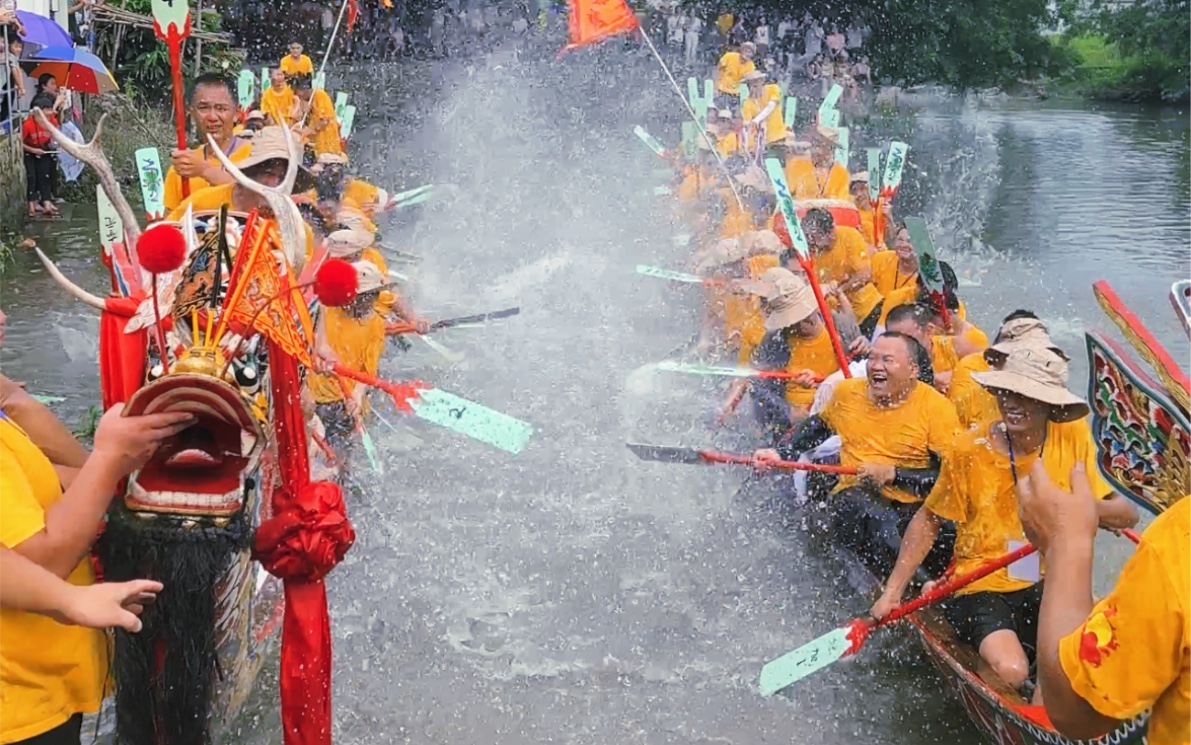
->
[904, 217, 944, 294]
[655, 361, 755, 378]
[408, 388, 533, 454]
[835, 126, 849, 167]
[313, 72, 326, 90]
[635, 265, 702, 283]
[653, 186, 672, 196]
[865, 148, 882, 203]
[334, 91, 349, 121]
[391, 184, 435, 208]
[31, 394, 65, 405]
[340, 105, 357, 139]
[819, 108, 840, 128]
[882, 141, 910, 195]
[759, 624, 856, 696]
[783, 96, 798, 128]
[818, 83, 844, 120]
[765, 158, 810, 260]
[738, 83, 748, 105]
[134, 147, 166, 220]
[633, 125, 668, 157]
[361, 429, 384, 474]
[237, 69, 256, 110]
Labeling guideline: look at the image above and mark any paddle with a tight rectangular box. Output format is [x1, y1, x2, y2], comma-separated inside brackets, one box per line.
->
[783, 96, 797, 128]
[818, 83, 844, 124]
[332, 364, 533, 454]
[653, 360, 825, 383]
[834, 126, 849, 167]
[626, 443, 857, 474]
[150, 0, 192, 198]
[633, 125, 669, 158]
[904, 217, 949, 323]
[96, 184, 133, 296]
[134, 147, 166, 222]
[429, 307, 520, 331]
[758, 542, 1038, 696]
[866, 148, 882, 246]
[376, 243, 422, 262]
[765, 158, 852, 378]
[635, 265, 719, 285]
[380, 322, 463, 361]
[31, 394, 65, 405]
[388, 184, 437, 209]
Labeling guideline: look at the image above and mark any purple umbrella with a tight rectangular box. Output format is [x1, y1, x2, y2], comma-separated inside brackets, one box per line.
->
[14, 10, 73, 53]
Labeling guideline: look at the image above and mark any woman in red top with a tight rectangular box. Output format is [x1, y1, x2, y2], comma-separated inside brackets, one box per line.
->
[21, 74, 63, 217]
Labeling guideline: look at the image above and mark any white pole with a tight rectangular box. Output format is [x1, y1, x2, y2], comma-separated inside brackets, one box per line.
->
[638, 28, 745, 212]
[319, 0, 351, 77]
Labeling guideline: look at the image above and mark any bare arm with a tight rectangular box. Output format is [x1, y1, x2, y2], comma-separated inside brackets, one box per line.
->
[0, 375, 89, 467]
[1095, 493, 1139, 530]
[871, 507, 943, 616]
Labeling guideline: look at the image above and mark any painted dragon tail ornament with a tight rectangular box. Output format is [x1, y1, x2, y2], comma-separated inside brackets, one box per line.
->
[34, 114, 352, 744]
[1086, 280, 1190, 515]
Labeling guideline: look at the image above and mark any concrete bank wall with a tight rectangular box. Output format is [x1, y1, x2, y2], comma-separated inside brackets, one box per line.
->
[0, 135, 24, 232]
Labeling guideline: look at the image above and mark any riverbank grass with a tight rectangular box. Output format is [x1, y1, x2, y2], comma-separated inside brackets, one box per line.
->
[1051, 33, 1189, 103]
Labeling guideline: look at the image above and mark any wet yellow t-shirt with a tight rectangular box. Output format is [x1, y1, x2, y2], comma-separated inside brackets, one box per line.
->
[819, 377, 960, 503]
[813, 226, 883, 321]
[716, 130, 745, 160]
[878, 286, 969, 326]
[925, 418, 1113, 596]
[742, 83, 785, 146]
[931, 335, 961, 374]
[716, 51, 754, 94]
[871, 251, 916, 297]
[279, 54, 314, 77]
[784, 326, 840, 408]
[306, 89, 343, 157]
[343, 178, 381, 213]
[0, 417, 106, 743]
[948, 352, 999, 430]
[784, 158, 851, 200]
[166, 184, 317, 263]
[260, 84, 296, 127]
[1060, 496, 1189, 745]
[307, 308, 386, 404]
[719, 192, 754, 238]
[163, 138, 254, 212]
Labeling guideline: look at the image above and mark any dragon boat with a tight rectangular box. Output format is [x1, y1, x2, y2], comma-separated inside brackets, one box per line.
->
[30, 111, 354, 745]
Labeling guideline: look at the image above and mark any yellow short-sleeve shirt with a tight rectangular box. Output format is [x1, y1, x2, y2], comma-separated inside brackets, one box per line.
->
[948, 352, 1000, 429]
[871, 251, 916, 297]
[784, 326, 841, 408]
[279, 54, 314, 77]
[814, 226, 883, 321]
[163, 138, 254, 212]
[1059, 496, 1189, 745]
[742, 83, 786, 146]
[0, 417, 107, 743]
[931, 335, 961, 374]
[717, 52, 755, 95]
[307, 89, 343, 157]
[307, 309, 387, 404]
[784, 158, 851, 200]
[924, 417, 1113, 596]
[819, 377, 960, 503]
[260, 85, 296, 127]
[343, 178, 381, 214]
[166, 184, 318, 264]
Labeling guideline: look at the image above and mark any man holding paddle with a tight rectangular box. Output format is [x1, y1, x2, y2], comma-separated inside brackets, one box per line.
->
[869, 343, 1137, 701]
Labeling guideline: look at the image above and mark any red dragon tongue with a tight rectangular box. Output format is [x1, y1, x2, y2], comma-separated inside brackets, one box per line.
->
[164, 448, 224, 469]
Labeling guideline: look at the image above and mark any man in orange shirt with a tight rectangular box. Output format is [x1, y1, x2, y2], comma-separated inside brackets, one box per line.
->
[1020, 466, 1188, 744]
[279, 42, 314, 77]
[164, 73, 254, 212]
[798, 208, 884, 336]
[714, 41, 756, 109]
[784, 125, 850, 201]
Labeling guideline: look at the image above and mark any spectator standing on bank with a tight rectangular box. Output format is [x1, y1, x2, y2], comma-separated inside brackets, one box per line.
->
[684, 13, 702, 66]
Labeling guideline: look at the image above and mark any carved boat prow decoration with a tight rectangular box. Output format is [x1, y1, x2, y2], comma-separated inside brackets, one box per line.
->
[1087, 280, 1191, 515]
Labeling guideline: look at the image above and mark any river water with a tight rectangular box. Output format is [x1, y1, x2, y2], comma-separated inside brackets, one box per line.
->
[0, 46, 1187, 745]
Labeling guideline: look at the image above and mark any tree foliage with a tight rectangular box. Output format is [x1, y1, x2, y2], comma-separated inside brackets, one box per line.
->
[1090, 0, 1188, 101]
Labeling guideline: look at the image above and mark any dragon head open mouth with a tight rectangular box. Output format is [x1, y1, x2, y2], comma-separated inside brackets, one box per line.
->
[123, 373, 265, 516]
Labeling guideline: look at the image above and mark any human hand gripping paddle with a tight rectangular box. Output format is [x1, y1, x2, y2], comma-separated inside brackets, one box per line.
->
[626, 443, 856, 475]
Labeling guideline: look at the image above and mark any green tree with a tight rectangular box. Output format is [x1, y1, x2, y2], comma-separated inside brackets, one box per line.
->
[1092, 0, 1189, 101]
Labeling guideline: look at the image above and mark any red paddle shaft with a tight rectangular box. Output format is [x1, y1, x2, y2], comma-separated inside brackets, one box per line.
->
[699, 450, 858, 475]
[796, 254, 852, 379]
[168, 41, 189, 199]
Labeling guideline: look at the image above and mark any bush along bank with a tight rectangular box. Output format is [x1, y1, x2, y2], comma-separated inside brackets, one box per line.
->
[1047, 33, 1190, 104]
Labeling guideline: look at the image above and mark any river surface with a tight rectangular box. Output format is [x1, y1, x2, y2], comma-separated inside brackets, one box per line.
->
[0, 45, 1187, 745]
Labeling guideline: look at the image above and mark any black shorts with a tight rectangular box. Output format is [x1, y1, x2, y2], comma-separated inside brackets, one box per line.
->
[942, 583, 1043, 652]
[11, 714, 82, 745]
[316, 401, 355, 453]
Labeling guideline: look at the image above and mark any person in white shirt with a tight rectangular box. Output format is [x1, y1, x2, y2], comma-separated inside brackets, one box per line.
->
[684, 14, 702, 66]
[754, 19, 770, 57]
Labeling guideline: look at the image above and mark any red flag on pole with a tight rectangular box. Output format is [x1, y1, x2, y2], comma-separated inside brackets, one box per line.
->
[346, 0, 359, 32]
[562, 0, 640, 52]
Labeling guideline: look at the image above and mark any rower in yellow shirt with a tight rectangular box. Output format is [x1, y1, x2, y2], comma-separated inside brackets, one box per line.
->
[949, 312, 1059, 429]
[279, 42, 314, 77]
[714, 42, 756, 108]
[871, 223, 918, 295]
[884, 301, 986, 394]
[850, 171, 892, 252]
[800, 208, 885, 335]
[164, 73, 254, 212]
[1018, 443, 1186, 742]
[785, 125, 850, 201]
[741, 70, 786, 161]
[260, 68, 296, 127]
[871, 343, 1138, 700]
[292, 74, 343, 159]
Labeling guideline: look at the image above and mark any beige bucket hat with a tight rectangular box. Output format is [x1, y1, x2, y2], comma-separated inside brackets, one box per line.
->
[741, 229, 783, 255]
[326, 229, 373, 257]
[734, 166, 773, 193]
[741, 70, 766, 84]
[695, 237, 750, 273]
[813, 125, 840, 145]
[236, 126, 300, 170]
[983, 317, 1068, 364]
[972, 343, 1089, 422]
[741, 266, 805, 299]
[765, 281, 818, 331]
[850, 171, 869, 184]
[352, 261, 386, 294]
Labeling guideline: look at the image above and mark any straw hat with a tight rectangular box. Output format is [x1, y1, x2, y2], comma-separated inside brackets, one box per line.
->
[850, 171, 870, 184]
[741, 70, 766, 84]
[734, 166, 772, 193]
[316, 152, 349, 166]
[983, 317, 1068, 364]
[352, 261, 386, 294]
[236, 126, 301, 170]
[741, 229, 783, 255]
[786, 137, 811, 152]
[972, 344, 1089, 422]
[326, 229, 373, 257]
[765, 281, 818, 331]
[813, 125, 839, 145]
[742, 266, 805, 299]
[246, 109, 265, 121]
[696, 237, 750, 273]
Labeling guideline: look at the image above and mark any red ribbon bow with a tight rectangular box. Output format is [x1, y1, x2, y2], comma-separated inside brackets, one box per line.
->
[254, 481, 355, 745]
